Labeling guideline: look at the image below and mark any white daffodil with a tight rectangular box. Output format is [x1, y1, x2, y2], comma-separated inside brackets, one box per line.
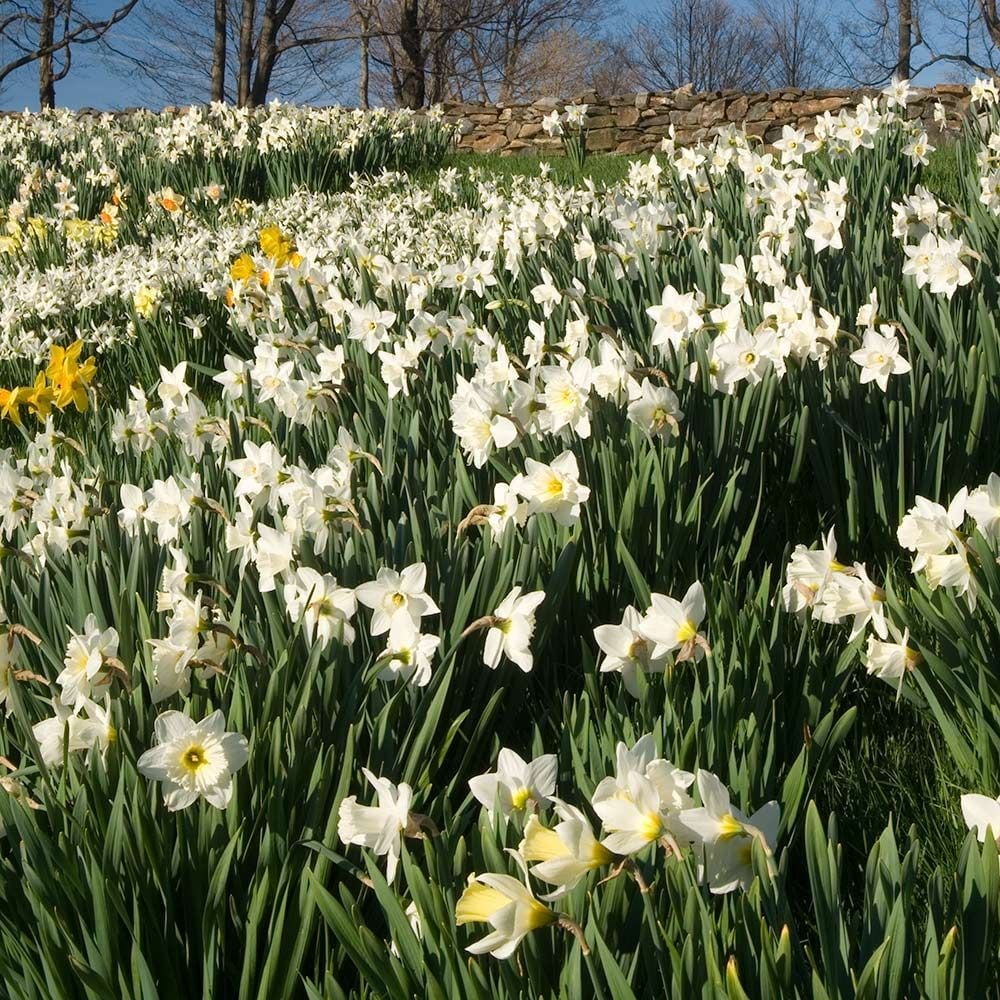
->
[137, 709, 249, 811]
[282, 567, 357, 648]
[962, 793, 1000, 844]
[469, 747, 557, 819]
[515, 451, 590, 526]
[820, 562, 887, 639]
[626, 379, 683, 439]
[864, 623, 920, 697]
[483, 586, 545, 672]
[966, 473, 1000, 543]
[897, 491, 968, 572]
[639, 581, 708, 662]
[56, 614, 119, 711]
[456, 861, 556, 959]
[593, 770, 670, 855]
[782, 528, 844, 612]
[589, 744, 695, 850]
[594, 606, 667, 696]
[377, 630, 440, 688]
[850, 327, 911, 391]
[32, 697, 116, 768]
[520, 801, 613, 898]
[646, 284, 701, 353]
[676, 769, 780, 893]
[591, 734, 658, 803]
[355, 563, 440, 637]
[338, 769, 414, 881]
[486, 482, 527, 539]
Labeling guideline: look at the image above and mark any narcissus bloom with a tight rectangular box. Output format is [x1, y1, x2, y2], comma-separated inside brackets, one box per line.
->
[782, 528, 843, 613]
[520, 801, 613, 898]
[483, 586, 545, 672]
[639, 581, 708, 661]
[864, 624, 920, 697]
[961, 793, 1000, 844]
[137, 710, 248, 811]
[593, 770, 672, 855]
[338, 769, 414, 881]
[46, 340, 97, 412]
[850, 328, 911, 391]
[514, 451, 590, 526]
[282, 567, 357, 648]
[456, 864, 556, 959]
[967, 474, 1000, 542]
[56, 614, 119, 711]
[469, 747, 557, 819]
[377, 630, 440, 688]
[33, 697, 116, 767]
[594, 605, 666, 696]
[355, 563, 439, 637]
[676, 770, 780, 894]
[646, 284, 701, 353]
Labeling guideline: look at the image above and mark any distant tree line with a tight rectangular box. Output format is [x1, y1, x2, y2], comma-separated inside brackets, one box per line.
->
[0, 0, 999, 110]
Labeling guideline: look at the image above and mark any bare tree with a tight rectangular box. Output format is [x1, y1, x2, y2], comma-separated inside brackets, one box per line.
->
[105, 0, 354, 106]
[362, 0, 609, 108]
[834, 0, 1000, 84]
[484, 0, 609, 101]
[629, 0, 772, 92]
[0, 0, 139, 107]
[754, 0, 834, 88]
[488, 25, 638, 99]
[365, 0, 496, 108]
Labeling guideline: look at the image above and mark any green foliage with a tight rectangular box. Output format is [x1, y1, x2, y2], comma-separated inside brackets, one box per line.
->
[0, 101, 998, 999]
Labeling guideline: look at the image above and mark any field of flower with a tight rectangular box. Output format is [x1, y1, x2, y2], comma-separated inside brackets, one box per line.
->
[1, 84, 1000, 998]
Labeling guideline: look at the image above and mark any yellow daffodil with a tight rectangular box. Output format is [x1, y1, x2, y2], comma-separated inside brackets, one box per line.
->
[46, 340, 97, 412]
[229, 253, 256, 283]
[23, 373, 56, 420]
[259, 224, 295, 266]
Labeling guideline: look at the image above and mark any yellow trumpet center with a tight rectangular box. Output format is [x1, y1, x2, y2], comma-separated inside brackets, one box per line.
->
[510, 786, 533, 810]
[180, 744, 208, 775]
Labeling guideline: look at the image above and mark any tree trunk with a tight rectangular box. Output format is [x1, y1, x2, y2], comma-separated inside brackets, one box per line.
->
[980, 0, 1000, 53]
[359, 6, 370, 108]
[250, 0, 279, 107]
[38, 0, 57, 109]
[398, 0, 425, 109]
[238, 0, 256, 106]
[211, 0, 227, 101]
[896, 0, 912, 78]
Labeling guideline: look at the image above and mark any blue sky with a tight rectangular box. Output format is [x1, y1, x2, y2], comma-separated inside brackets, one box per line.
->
[0, 0, 975, 112]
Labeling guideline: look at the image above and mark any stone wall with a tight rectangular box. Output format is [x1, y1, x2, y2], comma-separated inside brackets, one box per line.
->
[439, 85, 971, 156]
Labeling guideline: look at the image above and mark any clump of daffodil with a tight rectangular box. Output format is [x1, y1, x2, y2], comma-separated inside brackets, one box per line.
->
[46, 341, 97, 412]
[259, 224, 301, 268]
[0, 339, 97, 425]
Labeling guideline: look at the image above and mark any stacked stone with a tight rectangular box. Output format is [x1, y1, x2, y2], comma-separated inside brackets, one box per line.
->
[440, 84, 971, 157]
